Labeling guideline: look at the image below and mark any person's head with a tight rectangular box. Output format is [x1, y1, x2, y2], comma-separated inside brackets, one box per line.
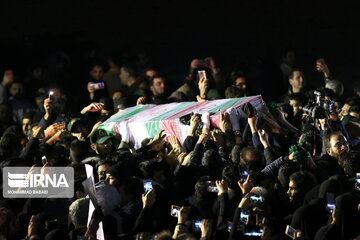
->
[116, 177, 143, 205]
[89, 64, 104, 82]
[69, 139, 89, 164]
[139, 159, 167, 186]
[96, 159, 115, 181]
[68, 198, 89, 228]
[230, 73, 247, 92]
[324, 132, 349, 160]
[119, 64, 137, 85]
[90, 130, 115, 156]
[21, 112, 34, 136]
[150, 76, 166, 96]
[289, 70, 305, 92]
[287, 171, 317, 202]
[225, 85, 244, 98]
[194, 176, 217, 204]
[331, 193, 360, 240]
[145, 67, 159, 80]
[349, 105, 360, 119]
[289, 92, 307, 115]
[278, 161, 301, 188]
[240, 146, 264, 171]
[325, 80, 344, 97]
[67, 118, 90, 138]
[341, 151, 360, 177]
[282, 49, 296, 67]
[9, 82, 24, 98]
[222, 164, 240, 190]
[202, 149, 222, 169]
[339, 96, 360, 118]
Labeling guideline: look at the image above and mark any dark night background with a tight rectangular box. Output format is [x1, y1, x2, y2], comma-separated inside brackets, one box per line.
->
[1, 0, 360, 100]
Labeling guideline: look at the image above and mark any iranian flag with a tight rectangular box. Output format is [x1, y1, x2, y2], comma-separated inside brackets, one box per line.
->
[99, 96, 270, 149]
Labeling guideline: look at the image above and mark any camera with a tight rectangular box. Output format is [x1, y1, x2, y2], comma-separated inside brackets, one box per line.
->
[300, 91, 336, 119]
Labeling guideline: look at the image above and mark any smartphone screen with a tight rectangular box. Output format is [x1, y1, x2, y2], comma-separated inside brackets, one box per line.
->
[170, 205, 180, 218]
[206, 181, 218, 192]
[243, 226, 263, 237]
[49, 91, 55, 101]
[285, 225, 297, 239]
[239, 209, 250, 224]
[326, 192, 335, 214]
[250, 194, 264, 204]
[239, 170, 249, 183]
[193, 220, 202, 232]
[198, 70, 207, 80]
[42, 156, 47, 165]
[227, 221, 233, 231]
[143, 181, 153, 193]
[355, 173, 360, 191]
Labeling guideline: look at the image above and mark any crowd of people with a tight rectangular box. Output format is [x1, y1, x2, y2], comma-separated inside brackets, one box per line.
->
[0, 49, 359, 240]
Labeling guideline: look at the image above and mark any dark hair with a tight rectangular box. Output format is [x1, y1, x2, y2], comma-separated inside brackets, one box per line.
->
[288, 69, 304, 79]
[349, 104, 360, 114]
[150, 75, 166, 86]
[225, 85, 244, 98]
[323, 88, 337, 99]
[288, 92, 308, 106]
[324, 132, 343, 149]
[222, 164, 240, 189]
[341, 151, 360, 177]
[289, 171, 317, 194]
[139, 158, 165, 179]
[121, 64, 137, 77]
[95, 158, 115, 171]
[278, 161, 301, 188]
[230, 73, 247, 84]
[117, 177, 144, 198]
[70, 139, 89, 163]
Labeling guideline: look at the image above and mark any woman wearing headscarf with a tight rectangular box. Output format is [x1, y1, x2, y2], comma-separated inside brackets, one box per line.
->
[314, 193, 360, 240]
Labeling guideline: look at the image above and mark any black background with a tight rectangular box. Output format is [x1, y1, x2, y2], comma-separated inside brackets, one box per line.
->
[1, 0, 359, 97]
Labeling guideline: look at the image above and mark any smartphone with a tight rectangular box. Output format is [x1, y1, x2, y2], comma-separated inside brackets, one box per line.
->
[206, 181, 218, 193]
[198, 70, 207, 80]
[41, 156, 48, 165]
[239, 209, 250, 224]
[326, 192, 335, 214]
[355, 173, 360, 191]
[239, 170, 249, 183]
[143, 181, 153, 194]
[285, 225, 297, 239]
[227, 221, 233, 232]
[170, 205, 181, 218]
[243, 226, 263, 237]
[250, 194, 264, 204]
[90, 82, 105, 90]
[49, 91, 55, 101]
[193, 220, 202, 232]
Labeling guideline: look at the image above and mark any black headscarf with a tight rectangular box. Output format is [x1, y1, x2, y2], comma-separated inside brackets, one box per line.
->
[314, 193, 360, 240]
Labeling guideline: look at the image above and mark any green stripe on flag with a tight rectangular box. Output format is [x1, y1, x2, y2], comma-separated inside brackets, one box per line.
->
[149, 102, 195, 121]
[208, 97, 246, 113]
[144, 121, 162, 138]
